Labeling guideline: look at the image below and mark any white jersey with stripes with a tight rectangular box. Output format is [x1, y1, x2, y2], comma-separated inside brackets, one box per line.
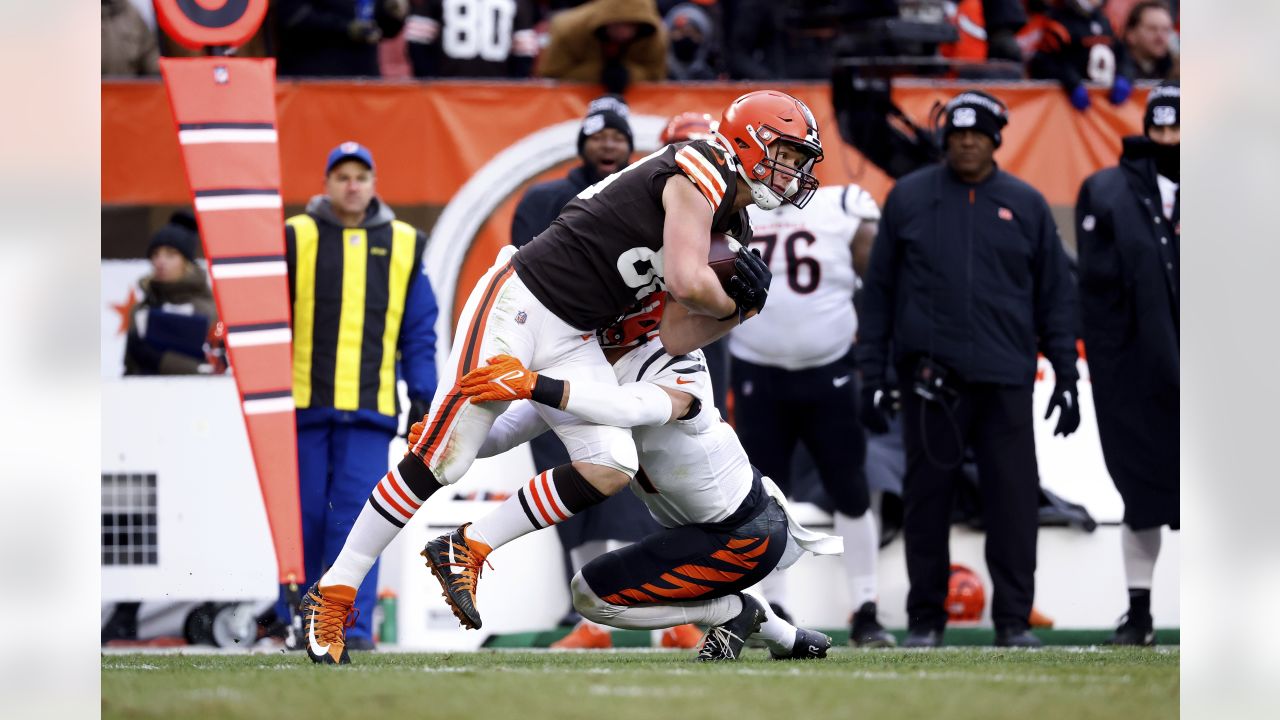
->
[730, 184, 880, 370]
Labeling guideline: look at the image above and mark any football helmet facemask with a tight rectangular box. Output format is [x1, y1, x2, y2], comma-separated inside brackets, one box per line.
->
[716, 90, 823, 210]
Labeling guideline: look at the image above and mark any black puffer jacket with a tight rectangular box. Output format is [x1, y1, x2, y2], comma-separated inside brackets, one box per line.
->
[857, 162, 1078, 386]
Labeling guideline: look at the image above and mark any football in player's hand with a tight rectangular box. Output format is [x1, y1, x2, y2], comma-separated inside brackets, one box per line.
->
[708, 232, 742, 292]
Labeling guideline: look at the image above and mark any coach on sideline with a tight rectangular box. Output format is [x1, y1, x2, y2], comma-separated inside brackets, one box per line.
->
[856, 90, 1080, 648]
[1076, 82, 1180, 646]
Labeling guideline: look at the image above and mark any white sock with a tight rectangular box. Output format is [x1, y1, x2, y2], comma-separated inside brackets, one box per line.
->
[469, 468, 601, 551]
[748, 590, 797, 653]
[465, 495, 536, 551]
[835, 510, 880, 609]
[571, 573, 742, 629]
[320, 501, 397, 589]
[1122, 525, 1161, 589]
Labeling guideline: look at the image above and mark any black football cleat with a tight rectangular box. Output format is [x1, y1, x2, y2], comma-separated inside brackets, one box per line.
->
[850, 601, 897, 648]
[1107, 613, 1156, 647]
[903, 627, 943, 648]
[994, 626, 1044, 648]
[422, 523, 491, 630]
[697, 593, 765, 661]
[770, 627, 832, 660]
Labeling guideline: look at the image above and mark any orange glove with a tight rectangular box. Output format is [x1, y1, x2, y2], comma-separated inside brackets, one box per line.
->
[407, 420, 425, 447]
[460, 355, 539, 403]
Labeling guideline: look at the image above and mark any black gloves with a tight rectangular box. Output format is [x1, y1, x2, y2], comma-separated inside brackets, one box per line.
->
[859, 382, 899, 435]
[402, 398, 431, 439]
[725, 247, 772, 322]
[1044, 378, 1081, 437]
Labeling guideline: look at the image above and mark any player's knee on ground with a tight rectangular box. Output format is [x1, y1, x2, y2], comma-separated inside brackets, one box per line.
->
[570, 571, 620, 623]
[572, 460, 633, 496]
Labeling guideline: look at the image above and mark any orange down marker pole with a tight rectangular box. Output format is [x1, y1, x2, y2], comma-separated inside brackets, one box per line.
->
[154, 0, 303, 587]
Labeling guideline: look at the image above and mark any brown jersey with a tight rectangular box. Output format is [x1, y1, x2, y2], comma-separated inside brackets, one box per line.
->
[513, 139, 749, 331]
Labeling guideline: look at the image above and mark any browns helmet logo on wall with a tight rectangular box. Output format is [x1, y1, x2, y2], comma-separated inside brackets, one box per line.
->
[154, 0, 269, 50]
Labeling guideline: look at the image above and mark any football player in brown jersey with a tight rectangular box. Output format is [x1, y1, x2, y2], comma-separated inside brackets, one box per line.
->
[300, 90, 823, 663]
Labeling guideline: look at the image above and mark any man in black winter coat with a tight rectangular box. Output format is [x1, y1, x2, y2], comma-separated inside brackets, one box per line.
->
[511, 96, 633, 248]
[1076, 82, 1180, 647]
[857, 90, 1080, 649]
[277, 0, 409, 77]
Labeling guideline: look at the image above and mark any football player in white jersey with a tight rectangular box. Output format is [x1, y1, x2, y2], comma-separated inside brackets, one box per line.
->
[729, 183, 896, 647]
[415, 306, 843, 661]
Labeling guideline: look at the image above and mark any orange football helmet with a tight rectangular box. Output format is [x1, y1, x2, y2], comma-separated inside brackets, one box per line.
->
[660, 111, 715, 145]
[716, 90, 823, 210]
[946, 564, 986, 622]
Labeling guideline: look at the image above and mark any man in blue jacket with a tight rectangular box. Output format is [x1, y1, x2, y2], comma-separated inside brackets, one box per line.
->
[1076, 83, 1179, 646]
[276, 141, 438, 650]
[857, 90, 1080, 648]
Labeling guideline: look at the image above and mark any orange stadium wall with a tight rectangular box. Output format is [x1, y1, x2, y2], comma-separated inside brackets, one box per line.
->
[102, 80, 1149, 331]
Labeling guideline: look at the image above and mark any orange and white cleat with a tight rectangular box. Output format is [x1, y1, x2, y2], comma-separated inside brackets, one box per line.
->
[299, 582, 358, 665]
[422, 523, 492, 630]
[551, 621, 613, 649]
[660, 623, 704, 649]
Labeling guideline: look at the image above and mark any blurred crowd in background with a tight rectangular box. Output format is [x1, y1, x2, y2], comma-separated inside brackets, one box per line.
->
[104, 1, 1178, 97]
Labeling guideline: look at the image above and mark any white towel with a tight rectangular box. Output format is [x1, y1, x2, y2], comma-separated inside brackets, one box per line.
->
[761, 475, 844, 569]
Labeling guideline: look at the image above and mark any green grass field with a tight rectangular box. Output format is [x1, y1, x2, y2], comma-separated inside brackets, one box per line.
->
[102, 647, 1178, 720]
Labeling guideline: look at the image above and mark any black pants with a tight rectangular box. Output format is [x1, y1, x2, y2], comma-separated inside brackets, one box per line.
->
[899, 372, 1039, 633]
[583, 480, 788, 605]
[730, 355, 869, 517]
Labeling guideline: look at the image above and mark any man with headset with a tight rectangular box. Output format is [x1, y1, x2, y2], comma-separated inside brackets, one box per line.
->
[856, 90, 1080, 648]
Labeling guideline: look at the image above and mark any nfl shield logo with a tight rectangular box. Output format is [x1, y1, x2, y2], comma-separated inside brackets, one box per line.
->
[998, 207, 1013, 221]
[516, 311, 528, 325]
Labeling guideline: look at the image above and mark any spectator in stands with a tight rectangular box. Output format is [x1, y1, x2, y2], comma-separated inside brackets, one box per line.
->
[123, 212, 219, 376]
[275, 141, 438, 650]
[537, 0, 666, 95]
[102, 0, 159, 76]
[981, 0, 1031, 61]
[1075, 83, 1180, 646]
[663, 3, 719, 80]
[857, 91, 1080, 648]
[404, 0, 538, 77]
[724, 0, 843, 81]
[941, 0, 1038, 63]
[277, 0, 410, 77]
[1030, 0, 1134, 111]
[1123, 1, 1177, 80]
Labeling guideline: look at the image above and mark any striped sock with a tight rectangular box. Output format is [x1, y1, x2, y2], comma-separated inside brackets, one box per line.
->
[468, 464, 606, 551]
[321, 456, 441, 590]
[367, 455, 440, 528]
